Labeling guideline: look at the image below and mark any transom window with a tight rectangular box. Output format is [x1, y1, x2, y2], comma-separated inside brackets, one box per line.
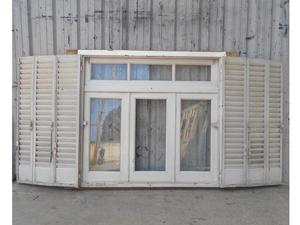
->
[89, 63, 211, 81]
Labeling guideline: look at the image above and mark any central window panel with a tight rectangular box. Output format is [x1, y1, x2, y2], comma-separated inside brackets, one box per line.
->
[135, 99, 167, 171]
[129, 93, 175, 182]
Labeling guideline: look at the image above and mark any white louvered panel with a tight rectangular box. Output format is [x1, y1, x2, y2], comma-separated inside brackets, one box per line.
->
[247, 59, 266, 184]
[35, 57, 54, 168]
[55, 56, 79, 185]
[223, 57, 246, 186]
[248, 61, 265, 169]
[18, 57, 35, 182]
[268, 62, 282, 183]
[33, 56, 56, 184]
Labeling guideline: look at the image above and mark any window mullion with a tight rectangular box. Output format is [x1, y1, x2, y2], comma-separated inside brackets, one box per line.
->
[127, 63, 131, 80]
[172, 64, 176, 81]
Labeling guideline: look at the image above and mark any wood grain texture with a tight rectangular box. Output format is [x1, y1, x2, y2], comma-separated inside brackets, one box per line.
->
[175, 0, 201, 51]
[55, 0, 78, 54]
[128, 0, 151, 50]
[151, 0, 176, 50]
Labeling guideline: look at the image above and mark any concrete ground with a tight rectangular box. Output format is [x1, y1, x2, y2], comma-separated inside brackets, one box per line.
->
[13, 182, 288, 225]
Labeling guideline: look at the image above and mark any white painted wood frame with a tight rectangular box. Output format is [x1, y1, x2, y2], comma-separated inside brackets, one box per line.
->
[129, 93, 175, 182]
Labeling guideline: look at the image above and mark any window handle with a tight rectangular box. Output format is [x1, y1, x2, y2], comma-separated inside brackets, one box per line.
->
[211, 121, 219, 129]
[82, 120, 88, 127]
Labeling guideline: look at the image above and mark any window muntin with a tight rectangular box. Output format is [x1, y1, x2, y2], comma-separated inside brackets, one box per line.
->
[176, 65, 211, 81]
[131, 64, 172, 81]
[91, 64, 127, 80]
[135, 99, 167, 171]
[89, 98, 121, 171]
[180, 100, 211, 171]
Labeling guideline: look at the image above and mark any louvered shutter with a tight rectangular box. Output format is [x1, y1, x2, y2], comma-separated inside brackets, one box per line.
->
[17, 55, 80, 187]
[247, 59, 266, 184]
[223, 57, 247, 186]
[55, 56, 80, 186]
[268, 62, 282, 183]
[223, 57, 282, 187]
[34, 56, 56, 184]
[17, 57, 35, 182]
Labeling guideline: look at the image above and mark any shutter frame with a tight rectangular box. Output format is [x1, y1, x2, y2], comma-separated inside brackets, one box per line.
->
[17, 56, 36, 183]
[223, 57, 247, 186]
[223, 57, 282, 187]
[34, 56, 56, 184]
[247, 58, 266, 184]
[55, 55, 80, 187]
[17, 55, 80, 187]
[268, 62, 282, 183]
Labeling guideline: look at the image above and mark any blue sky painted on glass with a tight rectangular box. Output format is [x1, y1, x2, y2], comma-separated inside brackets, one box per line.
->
[90, 98, 121, 141]
[91, 64, 127, 80]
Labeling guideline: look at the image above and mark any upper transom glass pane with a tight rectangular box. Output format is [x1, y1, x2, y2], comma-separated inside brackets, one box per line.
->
[176, 65, 211, 81]
[91, 64, 127, 80]
[131, 64, 172, 80]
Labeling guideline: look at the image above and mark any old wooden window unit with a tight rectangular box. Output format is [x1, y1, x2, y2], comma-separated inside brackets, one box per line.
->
[16, 51, 283, 188]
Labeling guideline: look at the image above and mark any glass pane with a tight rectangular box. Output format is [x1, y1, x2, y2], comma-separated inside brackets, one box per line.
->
[135, 99, 166, 171]
[176, 65, 211, 81]
[131, 64, 172, 80]
[180, 100, 211, 171]
[89, 98, 121, 171]
[91, 64, 127, 80]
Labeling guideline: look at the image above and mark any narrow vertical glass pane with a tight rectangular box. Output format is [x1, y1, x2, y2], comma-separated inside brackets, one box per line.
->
[89, 98, 121, 171]
[176, 65, 211, 81]
[91, 64, 127, 80]
[180, 100, 211, 171]
[135, 99, 166, 171]
[131, 64, 172, 80]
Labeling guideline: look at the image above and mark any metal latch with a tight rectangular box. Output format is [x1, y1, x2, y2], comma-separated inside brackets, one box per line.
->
[82, 121, 88, 127]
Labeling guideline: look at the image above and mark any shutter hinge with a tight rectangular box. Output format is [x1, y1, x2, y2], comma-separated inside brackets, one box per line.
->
[29, 121, 33, 130]
[280, 123, 284, 131]
[50, 122, 54, 163]
[244, 145, 249, 159]
[211, 121, 219, 129]
[218, 171, 222, 183]
[12, 82, 18, 88]
[16, 145, 20, 155]
[50, 151, 53, 163]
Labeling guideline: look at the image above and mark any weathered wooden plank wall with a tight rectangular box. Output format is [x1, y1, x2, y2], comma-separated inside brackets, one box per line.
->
[12, 0, 289, 182]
